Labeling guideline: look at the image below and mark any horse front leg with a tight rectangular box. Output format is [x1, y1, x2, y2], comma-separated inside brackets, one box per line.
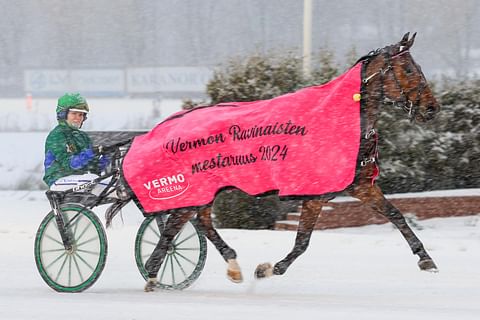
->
[255, 199, 323, 278]
[144, 210, 196, 292]
[349, 183, 438, 272]
[196, 207, 242, 283]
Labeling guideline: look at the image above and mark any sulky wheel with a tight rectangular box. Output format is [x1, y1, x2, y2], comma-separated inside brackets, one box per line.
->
[34, 204, 108, 292]
[135, 214, 207, 290]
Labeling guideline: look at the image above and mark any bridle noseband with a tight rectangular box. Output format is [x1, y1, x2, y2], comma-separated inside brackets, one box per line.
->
[362, 49, 428, 122]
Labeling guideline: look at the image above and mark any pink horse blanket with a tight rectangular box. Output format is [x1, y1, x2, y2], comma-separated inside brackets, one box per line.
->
[122, 63, 362, 214]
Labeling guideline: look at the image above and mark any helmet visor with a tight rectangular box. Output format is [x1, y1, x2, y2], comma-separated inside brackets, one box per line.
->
[69, 108, 89, 114]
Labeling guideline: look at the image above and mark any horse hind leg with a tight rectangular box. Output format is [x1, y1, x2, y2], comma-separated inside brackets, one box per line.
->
[144, 210, 196, 292]
[255, 199, 323, 278]
[196, 206, 243, 283]
[349, 184, 438, 272]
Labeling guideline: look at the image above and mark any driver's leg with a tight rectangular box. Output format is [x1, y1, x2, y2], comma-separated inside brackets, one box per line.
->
[50, 173, 99, 191]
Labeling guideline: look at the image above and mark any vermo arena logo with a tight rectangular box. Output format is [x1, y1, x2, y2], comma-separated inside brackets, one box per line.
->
[143, 174, 189, 200]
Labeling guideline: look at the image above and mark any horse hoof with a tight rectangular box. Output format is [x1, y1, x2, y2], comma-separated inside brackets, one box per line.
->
[144, 278, 159, 292]
[227, 259, 243, 283]
[255, 263, 273, 279]
[418, 258, 438, 272]
[227, 269, 243, 283]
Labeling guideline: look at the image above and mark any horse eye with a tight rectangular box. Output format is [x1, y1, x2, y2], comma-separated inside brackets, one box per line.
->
[405, 65, 413, 74]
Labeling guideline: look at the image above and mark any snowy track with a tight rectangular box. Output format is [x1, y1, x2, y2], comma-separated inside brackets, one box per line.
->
[0, 191, 479, 320]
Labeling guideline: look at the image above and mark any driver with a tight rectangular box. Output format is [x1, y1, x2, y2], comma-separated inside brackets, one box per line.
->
[43, 93, 109, 193]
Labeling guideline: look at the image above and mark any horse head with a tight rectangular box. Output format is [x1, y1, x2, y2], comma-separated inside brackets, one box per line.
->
[363, 32, 440, 123]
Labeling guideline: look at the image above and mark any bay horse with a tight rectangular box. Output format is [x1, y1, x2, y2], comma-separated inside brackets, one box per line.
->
[129, 32, 440, 290]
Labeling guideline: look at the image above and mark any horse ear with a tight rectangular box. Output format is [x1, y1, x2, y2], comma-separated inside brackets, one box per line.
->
[405, 32, 417, 49]
[399, 32, 416, 51]
[400, 32, 410, 44]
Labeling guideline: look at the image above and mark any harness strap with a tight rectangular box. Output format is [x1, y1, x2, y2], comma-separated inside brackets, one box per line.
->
[360, 127, 380, 185]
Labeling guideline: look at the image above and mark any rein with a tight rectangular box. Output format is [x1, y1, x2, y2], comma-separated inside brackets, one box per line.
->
[362, 49, 427, 122]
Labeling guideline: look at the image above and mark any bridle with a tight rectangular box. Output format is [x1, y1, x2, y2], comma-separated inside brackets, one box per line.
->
[356, 46, 430, 175]
[362, 48, 428, 122]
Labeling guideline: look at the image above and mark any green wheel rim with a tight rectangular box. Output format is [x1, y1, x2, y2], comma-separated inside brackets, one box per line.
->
[34, 204, 107, 292]
[135, 215, 207, 290]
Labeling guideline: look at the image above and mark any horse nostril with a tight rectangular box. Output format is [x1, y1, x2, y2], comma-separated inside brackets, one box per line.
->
[424, 105, 438, 120]
[426, 106, 436, 114]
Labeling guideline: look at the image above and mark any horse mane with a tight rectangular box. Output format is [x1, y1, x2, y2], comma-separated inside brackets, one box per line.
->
[354, 43, 402, 65]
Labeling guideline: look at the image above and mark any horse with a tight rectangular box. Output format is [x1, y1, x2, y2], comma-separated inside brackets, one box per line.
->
[118, 32, 440, 290]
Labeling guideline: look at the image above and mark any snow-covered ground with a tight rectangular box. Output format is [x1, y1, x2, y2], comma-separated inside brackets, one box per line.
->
[0, 190, 479, 320]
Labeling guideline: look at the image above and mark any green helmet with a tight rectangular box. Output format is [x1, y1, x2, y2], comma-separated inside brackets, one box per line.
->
[56, 93, 89, 119]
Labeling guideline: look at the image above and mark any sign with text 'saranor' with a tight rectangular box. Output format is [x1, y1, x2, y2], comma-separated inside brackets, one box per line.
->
[122, 64, 362, 214]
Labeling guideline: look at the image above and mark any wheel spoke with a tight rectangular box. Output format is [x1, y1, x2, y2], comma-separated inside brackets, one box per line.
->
[76, 235, 99, 247]
[174, 232, 197, 247]
[170, 254, 176, 286]
[41, 248, 66, 253]
[147, 224, 161, 239]
[173, 251, 197, 267]
[52, 219, 60, 232]
[43, 233, 64, 247]
[172, 253, 188, 279]
[54, 254, 69, 282]
[72, 214, 80, 237]
[74, 251, 96, 271]
[72, 254, 85, 283]
[76, 248, 101, 256]
[75, 219, 92, 243]
[142, 239, 158, 246]
[64, 212, 82, 229]
[158, 254, 170, 284]
[68, 255, 73, 286]
[44, 251, 67, 269]
[172, 231, 181, 244]
[175, 247, 200, 251]
[142, 253, 152, 260]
